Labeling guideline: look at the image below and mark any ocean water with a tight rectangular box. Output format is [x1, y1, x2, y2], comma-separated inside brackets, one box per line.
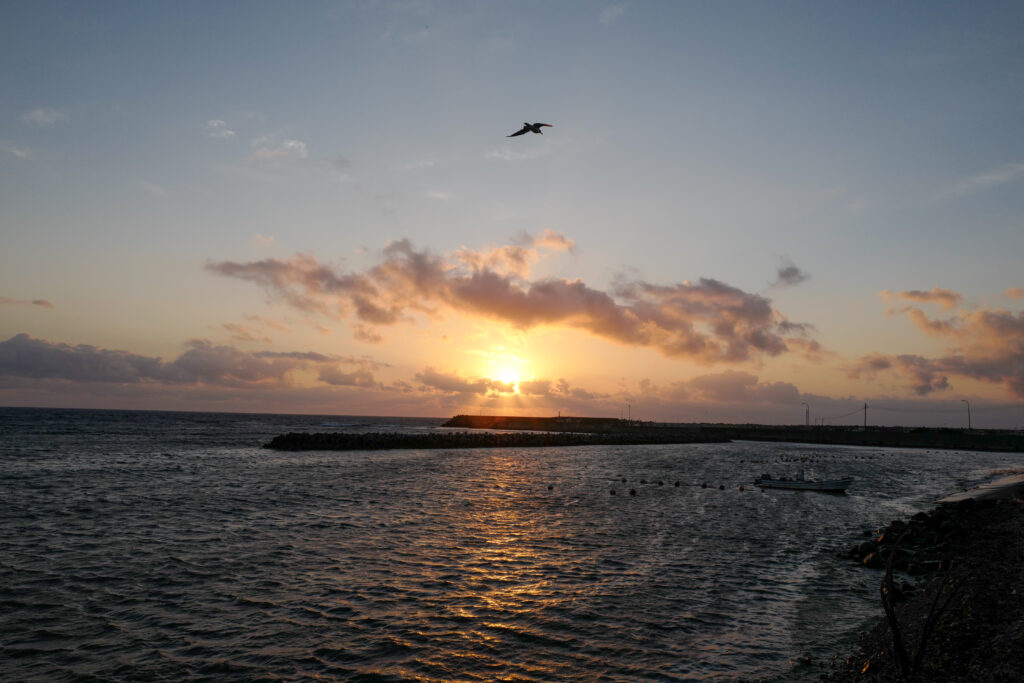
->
[2, 407, 1022, 682]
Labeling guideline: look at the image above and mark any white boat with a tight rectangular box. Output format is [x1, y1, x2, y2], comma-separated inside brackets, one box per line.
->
[754, 470, 853, 493]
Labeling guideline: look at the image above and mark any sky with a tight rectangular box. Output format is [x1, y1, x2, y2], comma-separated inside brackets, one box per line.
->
[2, 1, 1024, 428]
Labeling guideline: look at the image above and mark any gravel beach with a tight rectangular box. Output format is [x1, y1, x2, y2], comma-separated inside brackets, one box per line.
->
[825, 494, 1024, 681]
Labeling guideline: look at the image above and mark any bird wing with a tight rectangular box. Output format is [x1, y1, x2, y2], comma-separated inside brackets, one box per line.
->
[507, 124, 530, 137]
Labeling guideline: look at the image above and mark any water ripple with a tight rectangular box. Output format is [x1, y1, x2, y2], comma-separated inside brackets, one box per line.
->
[3, 408, 1022, 680]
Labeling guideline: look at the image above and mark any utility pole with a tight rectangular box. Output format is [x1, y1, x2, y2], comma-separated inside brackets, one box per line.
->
[863, 402, 868, 429]
[801, 402, 809, 427]
[961, 399, 972, 430]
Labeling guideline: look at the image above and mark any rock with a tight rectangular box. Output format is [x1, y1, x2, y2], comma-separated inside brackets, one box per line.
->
[862, 551, 885, 569]
[858, 540, 878, 557]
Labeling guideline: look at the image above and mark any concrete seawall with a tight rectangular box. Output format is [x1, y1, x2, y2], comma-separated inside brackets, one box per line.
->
[263, 415, 1024, 453]
[443, 415, 1024, 453]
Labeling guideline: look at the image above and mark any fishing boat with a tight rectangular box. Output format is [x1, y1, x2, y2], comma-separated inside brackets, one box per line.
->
[754, 470, 853, 493]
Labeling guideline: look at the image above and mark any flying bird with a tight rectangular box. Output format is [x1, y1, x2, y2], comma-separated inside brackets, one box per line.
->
[507, 122, 552, 137]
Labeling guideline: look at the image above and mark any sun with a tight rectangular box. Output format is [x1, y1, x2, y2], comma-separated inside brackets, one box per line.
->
[494, 366, 521, 386]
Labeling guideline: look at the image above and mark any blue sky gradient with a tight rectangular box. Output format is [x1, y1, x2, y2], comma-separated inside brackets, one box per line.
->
[3, 1, 1023, 426]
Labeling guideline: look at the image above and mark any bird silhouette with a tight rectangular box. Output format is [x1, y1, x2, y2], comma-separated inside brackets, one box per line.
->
[507, 122, 552, 137]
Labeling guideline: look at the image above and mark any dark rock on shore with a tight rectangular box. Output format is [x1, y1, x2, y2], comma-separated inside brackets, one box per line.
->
[826, 497, 1024, 681]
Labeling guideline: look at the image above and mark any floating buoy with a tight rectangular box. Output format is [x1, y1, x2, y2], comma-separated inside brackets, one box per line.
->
[719, 484, 725, 490]
[739, 485, 745, 492]
[630, 488, 637, 496]
[547, 484, 553, 490]
[674, 481, 680, 487]
[610, 488, 616, 495]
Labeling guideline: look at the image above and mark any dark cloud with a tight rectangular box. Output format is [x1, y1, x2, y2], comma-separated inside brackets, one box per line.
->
[773, 264, 809, 288]
[208, 235, 810, 364]
[0, 334, 378, 389]
[882, 287, 962, 310]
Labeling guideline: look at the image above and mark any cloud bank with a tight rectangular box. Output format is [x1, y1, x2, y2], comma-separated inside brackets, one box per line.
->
[0, 334, 380, 389]
[207, 233, 811, 364]
[851, 291, 1024, 398]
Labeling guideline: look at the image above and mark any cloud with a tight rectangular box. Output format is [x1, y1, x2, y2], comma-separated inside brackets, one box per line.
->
[318, 366, 378, 387]
[599, 5, 627, 25]
[849, 298, 1024, 398]
[516, 228, 577, 254]
[252, 233, 276, 248]
[136, 181, 167, 196]
[207, 233, 811, 364]
[415, 367, 496, 396]
[22, 107, 66, 127]
[3, 143, 32, 160]
[685, 370, 801, 404]
[205, 119, 236, 139]
[848, 353, 949, 396]
[951, 162, 1024, 196]
[1, 297, 53, 308]
[248, 137, 308, 163]
[1005, 288, 1024, 300]
[245, 314, 289, 332]
[772, 262, 809, 288]
[485, 147, 550, 161]
[882, 287, 962, 310]
[399, 159, 436, 171]
[0, 334, 381, 389]
[222, 323, 272, 344]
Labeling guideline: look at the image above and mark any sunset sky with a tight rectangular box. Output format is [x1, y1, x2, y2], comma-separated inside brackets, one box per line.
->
[3, 1, 1024, 427]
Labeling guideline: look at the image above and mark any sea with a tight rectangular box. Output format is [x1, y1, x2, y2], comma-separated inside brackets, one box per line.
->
[2, 407, 1022, 682]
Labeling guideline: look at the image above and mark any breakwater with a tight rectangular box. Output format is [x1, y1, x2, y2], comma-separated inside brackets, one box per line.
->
[263, 428, 727, 451]
[443, 415, 1024, 453]
[706, 424, 1024, 453]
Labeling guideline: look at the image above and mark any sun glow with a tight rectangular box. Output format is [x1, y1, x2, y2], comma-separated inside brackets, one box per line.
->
[494, 366, 521, 386]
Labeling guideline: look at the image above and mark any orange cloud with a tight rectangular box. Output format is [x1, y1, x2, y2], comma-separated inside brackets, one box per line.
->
[851, 298, 1024, 398]
[208, 234, 810, 365]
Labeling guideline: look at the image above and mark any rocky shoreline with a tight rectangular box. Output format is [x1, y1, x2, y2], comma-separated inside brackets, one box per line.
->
[823, 495, 1024, 681]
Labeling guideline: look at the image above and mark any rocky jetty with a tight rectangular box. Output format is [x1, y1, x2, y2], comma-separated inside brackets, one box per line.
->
[827, 497, 1024, 681]
[263, 429, 727, 451]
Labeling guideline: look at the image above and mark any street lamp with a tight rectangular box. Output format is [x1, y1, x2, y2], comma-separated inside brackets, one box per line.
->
[961, 399, 972, 430]
[801, 402, 809, 427]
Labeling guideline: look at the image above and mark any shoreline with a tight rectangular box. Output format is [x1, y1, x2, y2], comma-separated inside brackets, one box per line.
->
[822, 481, 1024, 681]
